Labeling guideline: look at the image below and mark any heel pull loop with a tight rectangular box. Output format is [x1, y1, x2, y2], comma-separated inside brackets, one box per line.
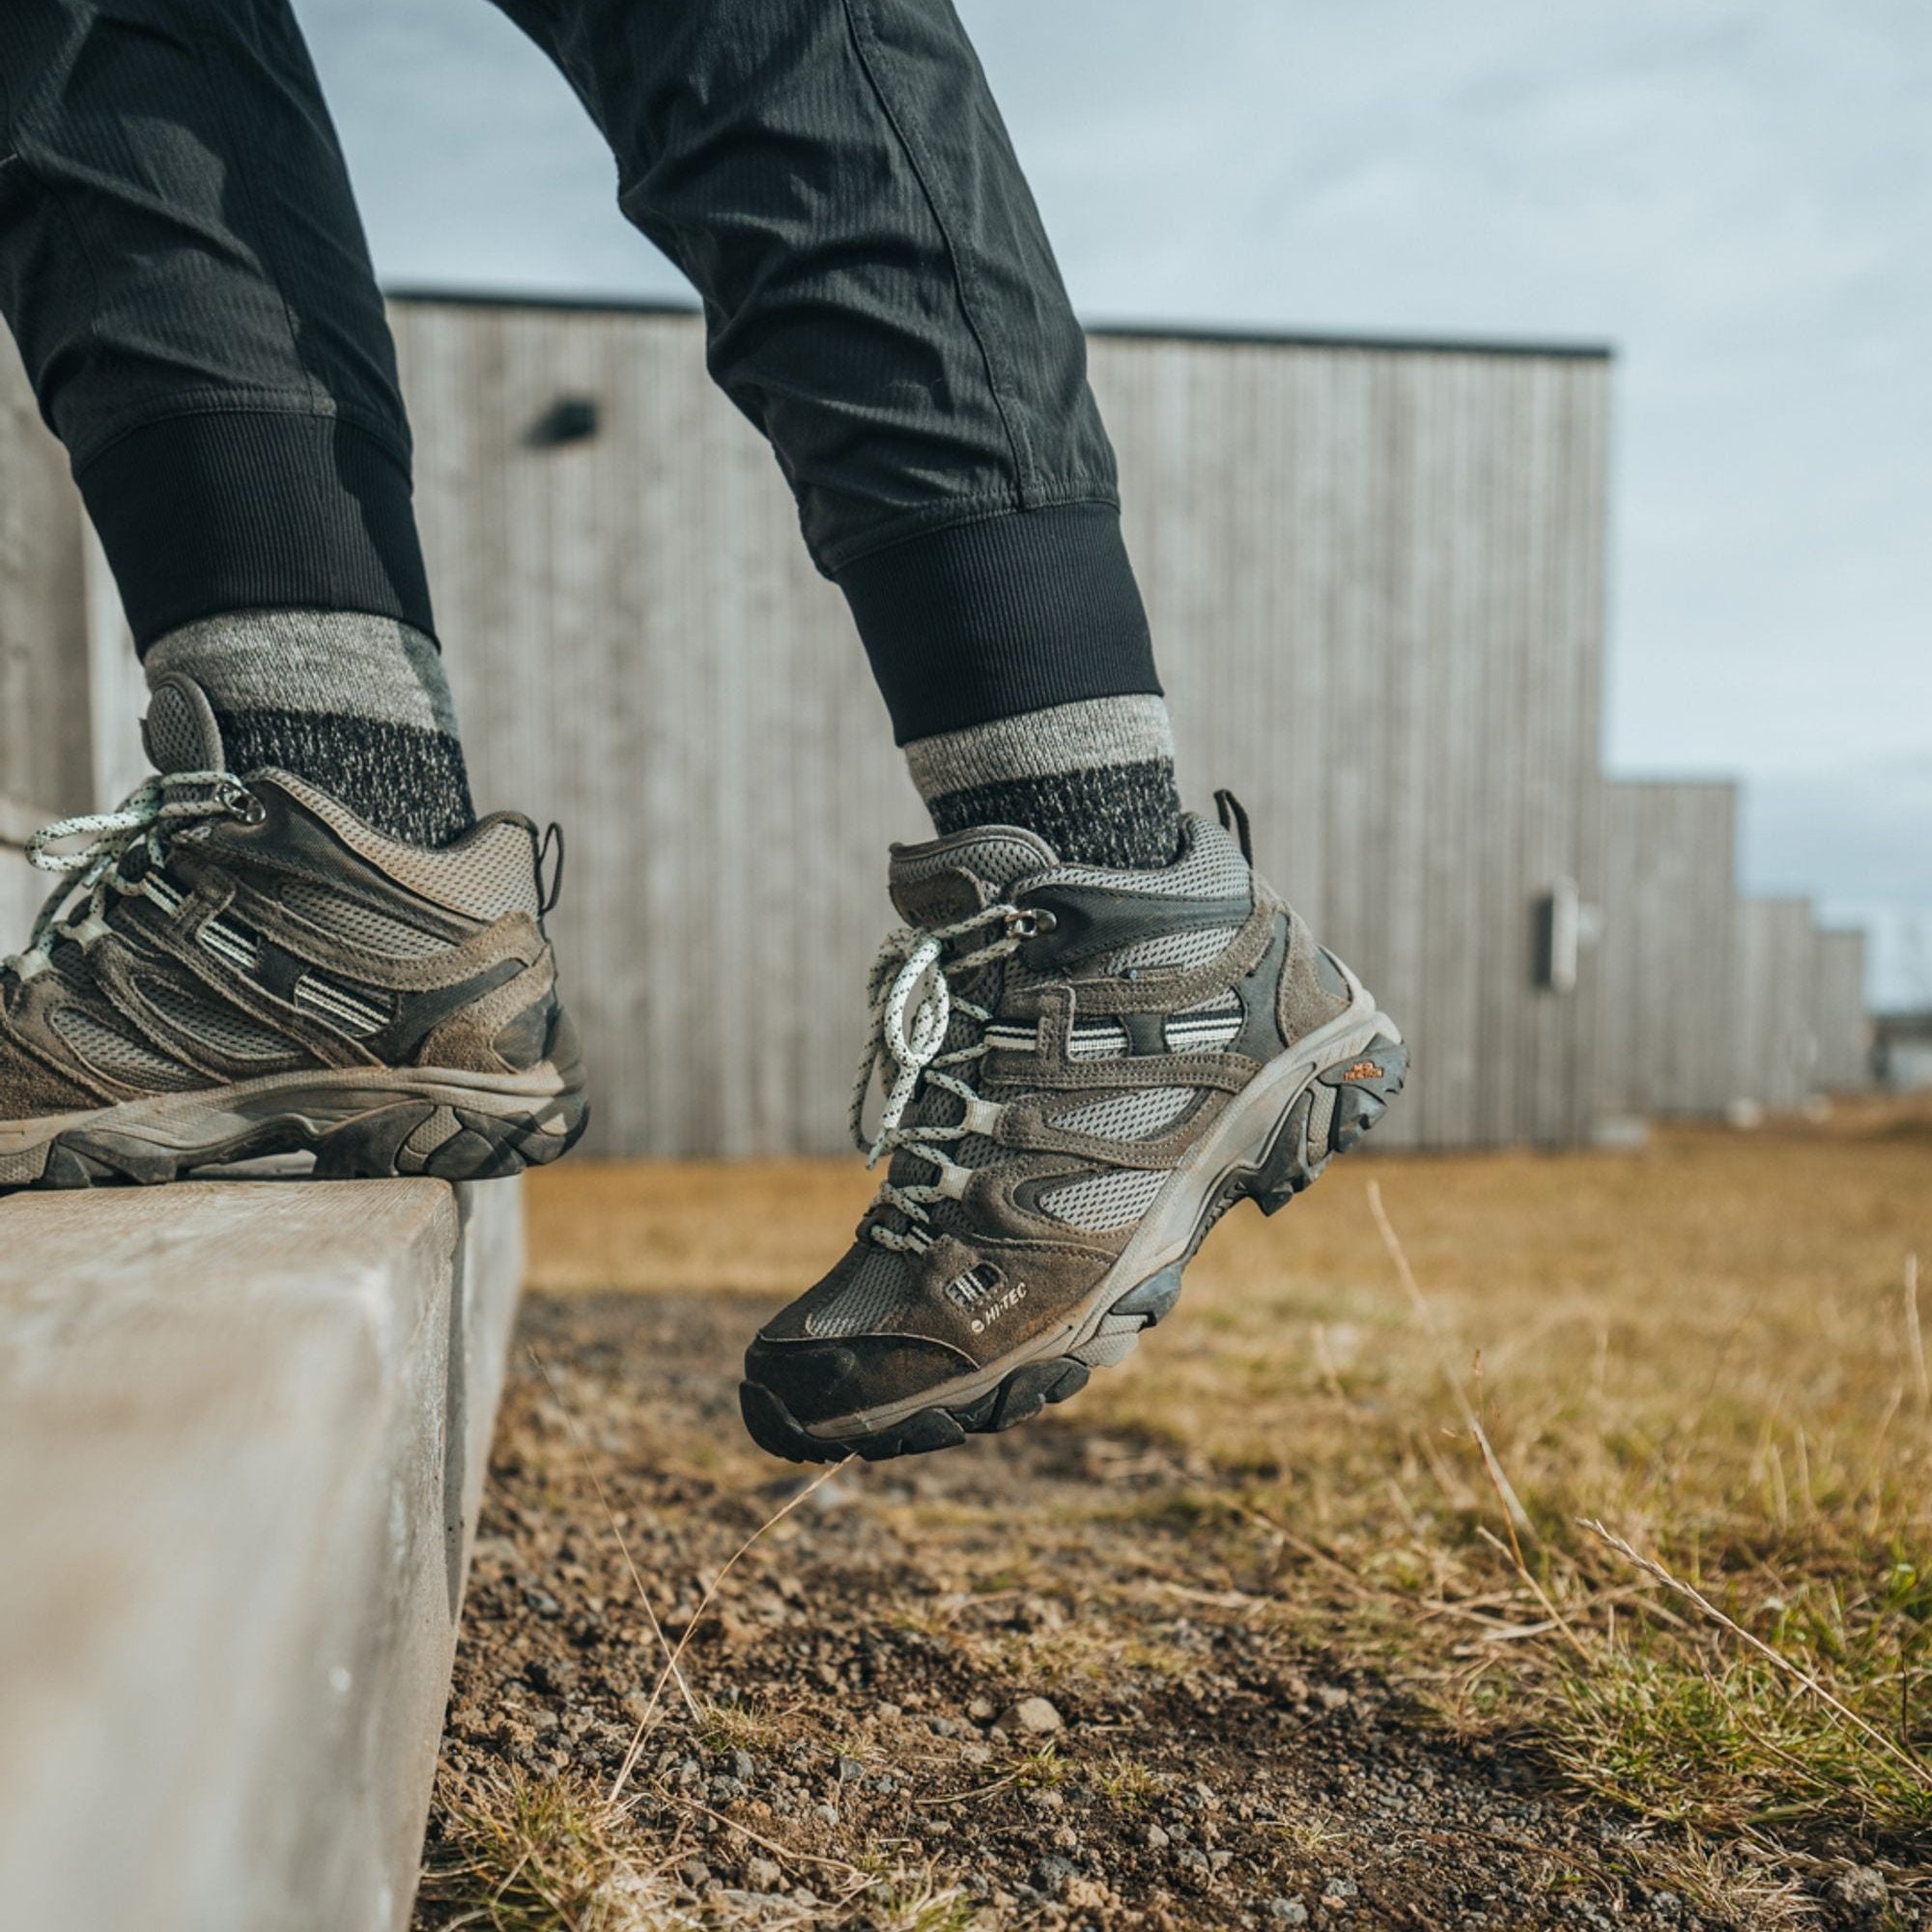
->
[1213, 789, 1254, 866]
[536, 821, 567, 921]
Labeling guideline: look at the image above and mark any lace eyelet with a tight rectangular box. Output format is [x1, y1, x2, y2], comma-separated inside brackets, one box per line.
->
[230, 789, 268, 828]
[1005, 907, 1057, 940]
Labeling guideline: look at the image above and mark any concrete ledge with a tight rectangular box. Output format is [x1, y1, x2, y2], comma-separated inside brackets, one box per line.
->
[0, 1178, 524, 1932]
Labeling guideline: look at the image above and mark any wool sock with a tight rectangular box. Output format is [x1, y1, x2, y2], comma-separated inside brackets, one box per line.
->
[143, 610, 476, 847]
[906, 695, 1183, 870]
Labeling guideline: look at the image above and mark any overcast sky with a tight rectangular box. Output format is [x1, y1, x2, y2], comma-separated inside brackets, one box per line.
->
[298, 0, 1930, 1002]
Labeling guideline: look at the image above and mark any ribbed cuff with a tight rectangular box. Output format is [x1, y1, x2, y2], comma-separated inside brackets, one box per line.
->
[836, 502, 1159, 744]
[76, 412, 436, 651]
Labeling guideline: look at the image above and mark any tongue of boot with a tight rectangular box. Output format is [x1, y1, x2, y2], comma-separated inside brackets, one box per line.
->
[887, 823, 1059, 927]
[141, 670, 229, 776]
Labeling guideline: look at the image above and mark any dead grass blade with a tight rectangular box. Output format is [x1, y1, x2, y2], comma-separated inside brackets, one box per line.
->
[1579, 1518, 1932, 1794]
[609, 1455, 854, 1803]
[1906, 1253, 1928, 1412]
[1472, 1524, 1591, 1664]
[1368, 1179, 1534, 1538]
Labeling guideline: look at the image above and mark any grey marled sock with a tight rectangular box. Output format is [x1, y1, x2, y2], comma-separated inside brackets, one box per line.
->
[145, 610, 476, 847]
[906, 695, 1183, 869]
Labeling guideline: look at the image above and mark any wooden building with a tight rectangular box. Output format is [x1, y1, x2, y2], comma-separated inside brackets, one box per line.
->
[1811, 928, 1871, 1094]
[1734, 897, 1822, 1113]
[1595, 779, 1740, 1118]
[0, 296, 1868, 1150]
[388, 297, 1613, 1155]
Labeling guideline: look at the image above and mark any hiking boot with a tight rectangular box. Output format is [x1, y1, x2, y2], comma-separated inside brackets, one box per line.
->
[0, 671, 587, 1190]
[740, 797, 1406, 1462]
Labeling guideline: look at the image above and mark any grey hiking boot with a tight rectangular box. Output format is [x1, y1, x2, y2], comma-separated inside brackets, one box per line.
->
[739, 796, 1406, 1462]
[0, 671, 587, 1190]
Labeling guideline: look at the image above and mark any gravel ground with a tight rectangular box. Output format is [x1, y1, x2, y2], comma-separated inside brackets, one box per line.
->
[413, 1287, 1913, 1931]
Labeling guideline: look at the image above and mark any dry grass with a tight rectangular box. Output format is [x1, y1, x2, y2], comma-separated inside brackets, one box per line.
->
[525, 1099, 1932, 1863]
[420, 1763, 976, 1932]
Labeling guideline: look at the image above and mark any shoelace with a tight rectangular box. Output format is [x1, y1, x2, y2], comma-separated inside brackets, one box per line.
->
[2, 772, 256, 978]
[848, 900, 1045, 1252]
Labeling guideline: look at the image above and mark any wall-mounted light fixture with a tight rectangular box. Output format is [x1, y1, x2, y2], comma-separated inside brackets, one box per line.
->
[526, 396, 601, 448]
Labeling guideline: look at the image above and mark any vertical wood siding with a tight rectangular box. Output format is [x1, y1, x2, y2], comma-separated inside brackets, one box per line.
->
[1734, 898, 1821, 1113]
[1596, 780, 1740, 1116]
[391, 301, 1612, 1155]
[1812, 929, 1871, 1094]
[1094, 335, 1610, 1151]
[2, 799, 47, 952]
[0, 345, 92, 816]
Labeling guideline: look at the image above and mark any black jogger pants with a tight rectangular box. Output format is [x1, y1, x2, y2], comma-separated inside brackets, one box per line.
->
[0, 0, 1157, 741]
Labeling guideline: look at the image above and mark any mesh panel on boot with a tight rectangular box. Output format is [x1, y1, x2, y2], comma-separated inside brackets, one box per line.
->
[134, 977, 299, 1062]
[48, 1006, 202, 1089]
[1054, 1087, 1196, 1141]
[1037, 1167, 1168, 1230]
[804, 1244, 920, 1339]
[278, 881, 452, 957]
[1032, 817, 1250, 901]
[1105, 925, 1240, 973]
[280, 779, 540, 920]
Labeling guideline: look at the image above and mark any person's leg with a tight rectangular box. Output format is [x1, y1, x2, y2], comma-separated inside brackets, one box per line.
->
[0, 1, 585, 1190]
[489, 0, 1180, 867]
[481, 0, 1405, 1460]
[0, 0, 471, 846]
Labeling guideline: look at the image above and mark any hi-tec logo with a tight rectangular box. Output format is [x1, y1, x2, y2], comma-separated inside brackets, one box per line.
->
[970, 1279, 1029, 1335]
[1342, 1059, 1384, 1083]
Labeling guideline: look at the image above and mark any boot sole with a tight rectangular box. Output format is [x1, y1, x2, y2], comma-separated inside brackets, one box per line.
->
[0, 1063, 588, 1191]
[740, 997, 1407, 1463]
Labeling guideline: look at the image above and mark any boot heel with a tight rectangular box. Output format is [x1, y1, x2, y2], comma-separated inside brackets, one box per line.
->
[1247, 1029, 1409, 1214]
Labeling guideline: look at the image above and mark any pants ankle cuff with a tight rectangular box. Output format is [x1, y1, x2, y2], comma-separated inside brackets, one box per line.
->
[836, 502, 1159, 744]
[76, 412, 436, 651]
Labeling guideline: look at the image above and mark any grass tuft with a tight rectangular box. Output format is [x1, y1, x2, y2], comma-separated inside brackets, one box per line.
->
[418, 1768, 676, 1932]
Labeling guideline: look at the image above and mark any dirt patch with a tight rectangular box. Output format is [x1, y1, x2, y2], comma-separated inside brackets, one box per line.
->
[419, 1110, 1932, 1930]
[416, 1291, 1905, 1931]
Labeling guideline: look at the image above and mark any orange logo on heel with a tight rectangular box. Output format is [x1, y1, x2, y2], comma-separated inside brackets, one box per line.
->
[1342, 1060, 1384, 1083]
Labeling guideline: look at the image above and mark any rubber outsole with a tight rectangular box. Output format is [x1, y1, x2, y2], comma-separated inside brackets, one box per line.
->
[739, 1028, 1409, 1463]
[0, 1075, 589, 1193]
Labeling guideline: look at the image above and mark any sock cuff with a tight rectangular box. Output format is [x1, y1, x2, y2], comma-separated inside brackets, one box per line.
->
[904, 695, 1175, 804]
[147, 611, 460, 739]
[144, 608, 474, 847]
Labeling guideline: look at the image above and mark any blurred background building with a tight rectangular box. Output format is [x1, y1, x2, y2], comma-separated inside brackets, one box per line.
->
[8, 0, 1926, 1151]
[0, 299, 1883, 1152]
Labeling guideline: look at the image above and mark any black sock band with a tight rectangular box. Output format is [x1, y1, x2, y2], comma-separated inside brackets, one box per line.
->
[213, 707, 475, 849]
[926, 761, 1182, 870]
[907, 694, 1184, 869]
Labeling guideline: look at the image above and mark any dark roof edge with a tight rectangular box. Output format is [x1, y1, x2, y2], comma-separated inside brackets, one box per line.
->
[384, 286, 1614, 361]
[386, 285, 703, 320]
[1085, 319, 1613, 361]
